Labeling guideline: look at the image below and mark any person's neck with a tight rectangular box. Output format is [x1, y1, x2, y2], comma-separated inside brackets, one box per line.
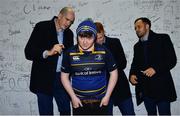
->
[140, 30, 149, 42]
[79, 44, 94, 52]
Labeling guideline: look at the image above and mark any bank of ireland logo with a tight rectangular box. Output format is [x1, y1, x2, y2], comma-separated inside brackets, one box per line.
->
[72, 56, 80, 61]
[95, 54, 103, 61]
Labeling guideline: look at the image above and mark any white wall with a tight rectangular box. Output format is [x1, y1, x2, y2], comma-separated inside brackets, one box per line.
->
[0, 0, 180, 115]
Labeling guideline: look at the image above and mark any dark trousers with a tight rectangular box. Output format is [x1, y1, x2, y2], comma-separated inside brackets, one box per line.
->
[36, 72, 71, 115]
[143, 96, 171, 115]
[73, 100, 108, 115]
[108, 97, 135, 115]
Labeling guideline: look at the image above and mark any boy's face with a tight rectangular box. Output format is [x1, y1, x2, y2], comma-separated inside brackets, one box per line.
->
[78, 35, 94, 51]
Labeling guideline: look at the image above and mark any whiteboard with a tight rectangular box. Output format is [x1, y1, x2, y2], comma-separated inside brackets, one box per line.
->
[0, 0, 180, 115]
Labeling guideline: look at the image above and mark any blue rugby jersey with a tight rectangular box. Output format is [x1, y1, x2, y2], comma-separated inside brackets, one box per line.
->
[61, 44, 117, 100]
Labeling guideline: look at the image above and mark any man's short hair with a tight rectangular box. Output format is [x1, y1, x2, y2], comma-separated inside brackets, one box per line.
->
[134, 17, 151, 28]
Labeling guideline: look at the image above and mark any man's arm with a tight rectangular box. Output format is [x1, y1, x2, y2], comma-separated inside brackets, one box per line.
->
[24, 23, 46, 61]
[100, 69, 118, 107]
[113, 38, 127, 70]
[61, 72, 82, 108]
[152, 34, 177, 73]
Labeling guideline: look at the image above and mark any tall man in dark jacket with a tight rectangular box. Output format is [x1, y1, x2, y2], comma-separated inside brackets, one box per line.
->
[24, 7, 75, 115]
[129, 17, 177, 115]
[95, 22, 135, 115]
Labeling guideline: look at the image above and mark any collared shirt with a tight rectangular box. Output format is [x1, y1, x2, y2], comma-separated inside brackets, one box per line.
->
[42, 18, 64, 72]
[56, 30, 64, 72]
[140, 31, 149, 42]
[140, 31, 149, 66]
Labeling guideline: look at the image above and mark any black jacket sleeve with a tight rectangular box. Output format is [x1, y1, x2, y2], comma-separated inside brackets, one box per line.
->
[151, 34, 177, 73]
[24, 23, 47, 61]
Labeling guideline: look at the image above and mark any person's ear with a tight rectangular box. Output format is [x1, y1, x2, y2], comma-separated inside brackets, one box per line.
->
[145, 24, 149, 29]
[58, 13, 63, 19]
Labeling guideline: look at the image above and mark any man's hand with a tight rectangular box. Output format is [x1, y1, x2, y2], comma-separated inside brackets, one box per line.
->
[47, 44, 65, 56]
[100, 95, 110, 107]
[141, 67, 156, 77]
[129, 74, 138, 85]
[71, 96, 83, 108]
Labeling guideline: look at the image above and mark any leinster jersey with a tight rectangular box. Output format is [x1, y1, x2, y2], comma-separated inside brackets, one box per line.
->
[61, 44, 117, 100]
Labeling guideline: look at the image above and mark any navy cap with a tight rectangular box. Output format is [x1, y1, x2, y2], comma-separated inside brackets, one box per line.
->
[76, 19, 97, 37]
